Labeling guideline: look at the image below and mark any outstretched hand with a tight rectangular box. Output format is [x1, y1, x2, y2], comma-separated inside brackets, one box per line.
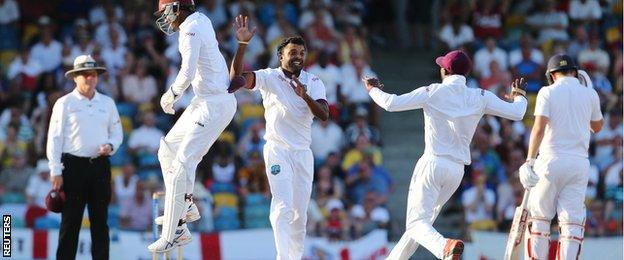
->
[362, 76, 384, 92]
[505, 77, 527, 101]
[234, 15, 257, 43]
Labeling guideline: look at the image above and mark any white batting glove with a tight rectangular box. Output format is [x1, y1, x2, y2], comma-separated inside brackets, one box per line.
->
[519, 158, 539, 189]
[160, 89, 180, 115]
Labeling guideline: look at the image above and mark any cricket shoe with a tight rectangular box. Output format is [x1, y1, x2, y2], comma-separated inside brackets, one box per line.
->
[155, 202, 200, 225]
[148, 224, 192, 253]
[442, 239, 464, 260]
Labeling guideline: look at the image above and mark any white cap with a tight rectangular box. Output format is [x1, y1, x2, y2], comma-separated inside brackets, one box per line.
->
[326, 198, 344, 212]
[36, 159, 50, 173]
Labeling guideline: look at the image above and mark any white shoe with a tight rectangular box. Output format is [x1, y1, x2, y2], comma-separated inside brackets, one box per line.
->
[148, 224, 192, 253]
[155, 202, 201, 225]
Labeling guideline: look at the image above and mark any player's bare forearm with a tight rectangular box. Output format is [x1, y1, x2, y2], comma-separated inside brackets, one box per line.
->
[304, 96, 329, 121]
[230, 44, 247, 79]
[527, 116, 548, 159]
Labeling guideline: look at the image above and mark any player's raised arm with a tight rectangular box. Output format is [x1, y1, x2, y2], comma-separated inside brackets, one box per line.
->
[483, 77, 528, 121]
[228, 15, 256, 93]
[364, 76, 430, 112]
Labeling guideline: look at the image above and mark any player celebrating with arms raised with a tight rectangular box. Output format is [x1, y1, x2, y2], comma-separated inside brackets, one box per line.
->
[227, 15, 329, 260]
[364, 50, 527, 260]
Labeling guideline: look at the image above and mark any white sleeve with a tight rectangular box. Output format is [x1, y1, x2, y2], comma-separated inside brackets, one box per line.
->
[533, 88, 550, 117]
[590, 89, 603, 121]
[46, 99, 66, 177]
[251, 69, 269, 91]
[107, 101, 123, 154]
[170, 27, 202, 94]
[369, 86, 430, 112]
[483, 90, 528, 120]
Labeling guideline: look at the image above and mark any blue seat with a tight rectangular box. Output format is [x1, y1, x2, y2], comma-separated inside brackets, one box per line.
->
[214, 206, 240, 230]
[34, 216, 60, 229]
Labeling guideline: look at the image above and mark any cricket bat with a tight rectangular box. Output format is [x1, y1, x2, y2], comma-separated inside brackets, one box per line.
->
[504, 189, 531, 260]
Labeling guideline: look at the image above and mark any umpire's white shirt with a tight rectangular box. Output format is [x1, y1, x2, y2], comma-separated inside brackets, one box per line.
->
[252, 68, 327, 150]
[369, 75, 527, 164]
[534, 76, 603, 158]
[46, 89, 123, 176]
[170, 12, 230, 97]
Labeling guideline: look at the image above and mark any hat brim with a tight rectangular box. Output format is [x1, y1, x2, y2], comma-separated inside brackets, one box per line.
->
[435, 56, 447, 70]
[64, 67, 107, 79]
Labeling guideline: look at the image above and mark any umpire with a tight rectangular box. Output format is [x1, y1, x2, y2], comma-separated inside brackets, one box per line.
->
[46, 55, 123, 260]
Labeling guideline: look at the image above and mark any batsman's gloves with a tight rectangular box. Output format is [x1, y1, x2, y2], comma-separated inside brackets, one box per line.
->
[519, 158, 539, 189]
[160, 88, 180, 115]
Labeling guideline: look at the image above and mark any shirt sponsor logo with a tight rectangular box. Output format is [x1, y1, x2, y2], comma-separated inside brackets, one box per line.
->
[186, 32, 195, 36]
[270, 165, 281, 175]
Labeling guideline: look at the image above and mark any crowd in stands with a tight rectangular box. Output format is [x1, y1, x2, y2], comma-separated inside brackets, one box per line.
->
[432, 0, 622, 239]
[0, 0, 392, 241]
[0, 0, 621, 244]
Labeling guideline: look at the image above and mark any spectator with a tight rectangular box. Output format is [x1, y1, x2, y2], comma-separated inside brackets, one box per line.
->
[526, 1, 569, 44]
[567, 25, 590, 60]
[509, 34, 544, 67]
[313, 165, 344, 208]
[340, 56, 377, 108]
[0, 106, 34, 143]
[120, 58, 157, 105]
[101, 29, 127, 77]
[0, 152, 33, 198]
[94, 7, 128, 48]
[127, 111, 164, 165]
[197, 0, 228, 29]
[119, 181, 152, 231]
[308, 51, 342, 114]
[478, 60, 511, 92]
[0, 0, 20, 53]
[338, 25, 370, 65]
[113, 162, 139, 203]
[305, 8, 340, 53]
[0, 125, 29, 169]
[438, 16, 475, 51]
[473, 37, 508, 79]
[578, 34, 611, 75]
[257, 0, 298, 28]
[30, 23, 63, 73]
[311, 119, 344, 163]
[345, 157, 389, 205]
[342, 134, 382, 171]
[350, 191, 389, 238]
[568, 0, 602, 24]
[70, 31, 94, 60]
[470, 0, 508, 40]
[7, 47, 42, 93]
[322, 198, 348, 241]
[593, 110, 623, 170]
[461, 172, 496, 231]
[511, 45, 544, 93]
[472, 128, 505, 184]
[25, 159, 60, 227]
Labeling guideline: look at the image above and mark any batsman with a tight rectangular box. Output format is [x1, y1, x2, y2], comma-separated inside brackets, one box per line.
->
[519, 54, 603, 259]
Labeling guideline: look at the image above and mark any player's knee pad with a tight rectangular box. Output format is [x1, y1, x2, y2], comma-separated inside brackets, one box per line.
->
[557, 220, 584, 260]
[526, 217, 551, 260]
[158, 138, 175, 173]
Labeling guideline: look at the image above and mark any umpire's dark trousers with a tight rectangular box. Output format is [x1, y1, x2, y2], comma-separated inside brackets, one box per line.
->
[57, 154, 111, 260]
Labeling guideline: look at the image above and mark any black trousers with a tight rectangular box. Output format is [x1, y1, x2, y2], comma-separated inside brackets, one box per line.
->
[57, 154, 111, 260]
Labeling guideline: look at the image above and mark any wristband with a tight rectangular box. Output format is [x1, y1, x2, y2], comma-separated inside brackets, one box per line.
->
[238, 40, 249, 45]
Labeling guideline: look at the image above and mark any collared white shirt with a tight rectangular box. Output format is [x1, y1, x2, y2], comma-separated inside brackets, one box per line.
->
[128, 125, 164, 152]
[439, 24, 475, 49]
[46, 89, 123, 176]
[31, 40, 62, 72]
[170, 12, 230, 97]
[369, 75, 527, 164]
[121, 75, 158, 104]
[474, 47, 508, 78]
[534, 77, 603, 158]
[252, 68, 327, 150]
[311, 120, 344, 159]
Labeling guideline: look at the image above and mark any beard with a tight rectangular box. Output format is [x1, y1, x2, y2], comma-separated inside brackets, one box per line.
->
[286, 58, 304, 73]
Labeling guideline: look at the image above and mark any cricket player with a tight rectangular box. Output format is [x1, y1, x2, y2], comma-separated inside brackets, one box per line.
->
[363, 50, 528, 260]
[148, 0, 237, 253]
[519, 54, 603, 259]
[227, 15, 329, 260]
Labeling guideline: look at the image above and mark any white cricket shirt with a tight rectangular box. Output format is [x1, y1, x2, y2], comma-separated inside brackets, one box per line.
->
[534, 76, 603, 158]
[369, 75, 527, 165]
[252, 68, 327, 150]
[170, 12, 230, 97]
[46, 89, 123, 176]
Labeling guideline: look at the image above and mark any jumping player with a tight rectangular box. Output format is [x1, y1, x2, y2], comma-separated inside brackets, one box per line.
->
[363, 50, 527, 260]
[227, 15, 329, 260]
[148, 0, 237, 253]
[519, 54, 603, 259]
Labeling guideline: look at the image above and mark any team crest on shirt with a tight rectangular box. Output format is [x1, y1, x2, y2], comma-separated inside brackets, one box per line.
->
[270, 165, 281, 175]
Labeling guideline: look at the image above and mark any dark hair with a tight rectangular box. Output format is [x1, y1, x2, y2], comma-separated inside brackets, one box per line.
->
[180, 4, 196, 13]
[277, 36, 306, 55]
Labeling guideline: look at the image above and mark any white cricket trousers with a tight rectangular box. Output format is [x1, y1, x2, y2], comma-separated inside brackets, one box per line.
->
[525, 155, 589, 259]
[164, 94, 237, 195]
[387, 154, 464, 260]
[263, 142, 314, 260]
